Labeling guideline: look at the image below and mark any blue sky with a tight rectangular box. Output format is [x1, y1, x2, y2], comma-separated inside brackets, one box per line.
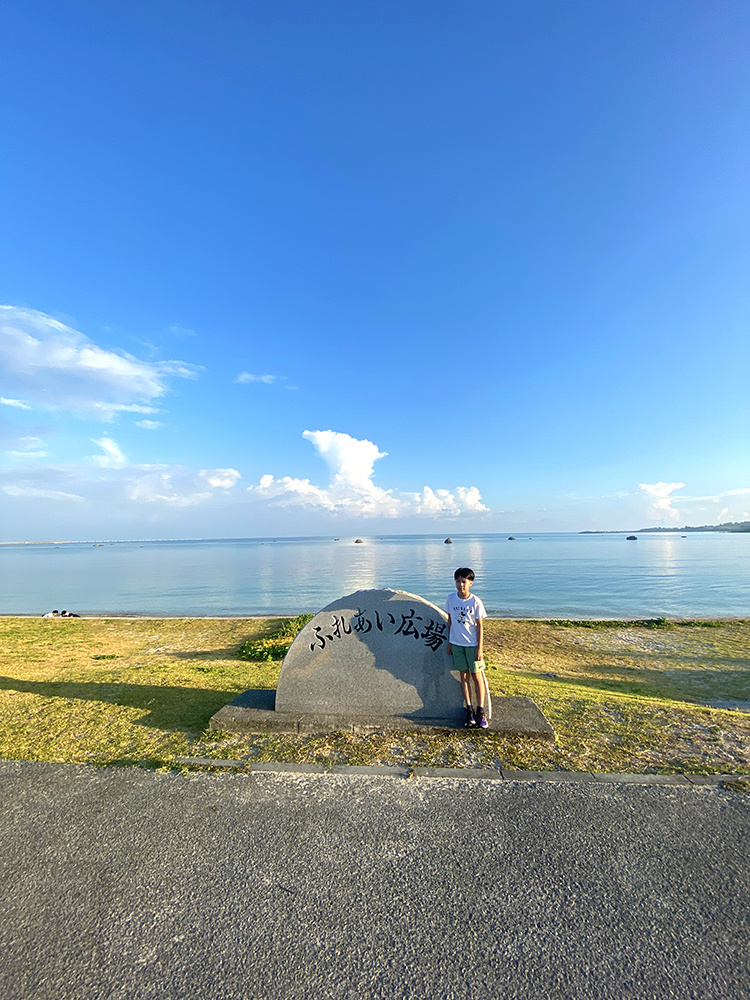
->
[1, 0, 748, 540]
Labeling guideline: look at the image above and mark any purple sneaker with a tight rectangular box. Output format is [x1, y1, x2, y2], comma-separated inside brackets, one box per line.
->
[464, 707, 476, 727]
[476, 707, 489, 729]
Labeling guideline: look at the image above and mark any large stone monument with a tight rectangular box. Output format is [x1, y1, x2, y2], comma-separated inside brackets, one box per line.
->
[276, 589, 460, 719]
[210, 588, 554, 738]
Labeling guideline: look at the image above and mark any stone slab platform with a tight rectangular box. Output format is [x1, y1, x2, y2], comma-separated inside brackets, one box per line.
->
[209, 689, 555, 739]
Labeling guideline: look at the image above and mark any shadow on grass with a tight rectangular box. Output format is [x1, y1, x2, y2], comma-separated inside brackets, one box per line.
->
[570, 647, 750, 672]
[502, 665, 750, 705]
[166, 629, 283, 662]
[168, 646, 249, 661]
[534, 629, 750, 671]
[0, 676, 242, 731]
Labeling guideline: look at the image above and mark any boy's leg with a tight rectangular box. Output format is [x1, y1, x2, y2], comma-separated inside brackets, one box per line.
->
[460, 670, 475, 725]
[480, 670, 492, 721]
[473, 670, 489, 728]
[471, 667, 483, 708]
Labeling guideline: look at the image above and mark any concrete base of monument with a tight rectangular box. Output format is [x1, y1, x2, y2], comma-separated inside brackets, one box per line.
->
[209, 689, 555, 739]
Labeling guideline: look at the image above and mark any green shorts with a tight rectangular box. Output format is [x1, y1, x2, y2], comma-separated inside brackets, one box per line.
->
[451, 645, 486, 674]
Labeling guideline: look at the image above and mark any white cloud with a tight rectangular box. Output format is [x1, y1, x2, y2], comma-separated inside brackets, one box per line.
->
[304, 429, 386, 491]
[403, 486, 489, 516]
[92, 437, 127, 469]
[253, 473, 338, 510]
[0, 305, 200, 420]
[90, 402, 160, 419]
[234, 372, 277, 384]
[0, 437, 244, 511]
[3, 434, 49, 460]
[411, 487, 461, 516]
[2, 485, 85, 502]
[199, 468, 241, 490]
[127, 471, 212, 507]
[135, 420, 163, 430]
[0, 397, 32, 409]
[676, 488, 748, 503]
[456, 486, 490, 513]
[248, 429, 489, 519]
[168, 323, 196, 337]
[0, 460, 235, 512]
[641, 484, 750, 524]
[638, 482, 685, 522]
[125, 466, 242, 506]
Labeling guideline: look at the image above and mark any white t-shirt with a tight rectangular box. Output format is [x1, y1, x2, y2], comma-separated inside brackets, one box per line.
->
[444, 592, 487, 646]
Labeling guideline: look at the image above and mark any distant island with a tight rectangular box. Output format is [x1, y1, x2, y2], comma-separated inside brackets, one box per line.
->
[581, 520, 750, 534]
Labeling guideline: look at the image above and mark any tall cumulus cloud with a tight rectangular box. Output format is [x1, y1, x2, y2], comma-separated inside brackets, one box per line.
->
[248, 430, 489, 518]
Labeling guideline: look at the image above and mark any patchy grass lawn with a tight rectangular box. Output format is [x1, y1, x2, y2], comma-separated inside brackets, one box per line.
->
[0, 616, 748, 775]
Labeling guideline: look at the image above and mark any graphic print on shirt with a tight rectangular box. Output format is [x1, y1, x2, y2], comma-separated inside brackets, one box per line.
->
[455, 605, 471, 626]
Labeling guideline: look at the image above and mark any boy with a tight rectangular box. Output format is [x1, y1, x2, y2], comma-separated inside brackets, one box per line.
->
[445, 567, 489, 728]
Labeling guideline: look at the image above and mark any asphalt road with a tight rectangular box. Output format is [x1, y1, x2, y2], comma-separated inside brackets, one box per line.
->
[1, 762, 748, 1000]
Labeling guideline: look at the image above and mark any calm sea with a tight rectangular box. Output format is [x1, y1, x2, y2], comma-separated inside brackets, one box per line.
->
[1, 532, 748, 618]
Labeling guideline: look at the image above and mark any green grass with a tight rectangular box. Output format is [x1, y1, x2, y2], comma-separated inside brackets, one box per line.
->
[0, 616, 748, 774]
[238, 614, 314, 661]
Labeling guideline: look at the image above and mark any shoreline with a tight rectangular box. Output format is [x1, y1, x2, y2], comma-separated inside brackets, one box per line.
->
[5, 613, 748, 623]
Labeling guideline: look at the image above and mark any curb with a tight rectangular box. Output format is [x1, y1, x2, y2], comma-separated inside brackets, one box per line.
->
[173, 758, 749, 787]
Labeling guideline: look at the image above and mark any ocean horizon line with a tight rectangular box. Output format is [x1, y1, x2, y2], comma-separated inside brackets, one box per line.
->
[0, 531, 589, 547]
[0, 528, 723, 547]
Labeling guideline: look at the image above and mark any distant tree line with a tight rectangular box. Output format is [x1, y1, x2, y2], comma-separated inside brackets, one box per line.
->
[637, 521, 750, 533]
[581, 521, 750, 534]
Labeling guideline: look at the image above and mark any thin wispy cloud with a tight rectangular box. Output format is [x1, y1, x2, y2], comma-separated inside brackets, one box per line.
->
[127, 471, 211, 507]
[19, 436, 44, 448]
[677, 486, 750, 524]
[127, 467, 241, 506]
[637, 481, 750, 524]
[0, 397, 32, 409]
[0, 306, 200, 420]
[92, 437, 128, 469]
[682, 487, 750, 501]
[135, 420, 163, 430]
[2, 485, 85, 502]
[234, 372, 277, 384]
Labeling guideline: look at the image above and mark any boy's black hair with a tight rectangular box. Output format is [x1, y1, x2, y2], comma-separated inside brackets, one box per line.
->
[454, 567, 475, 581]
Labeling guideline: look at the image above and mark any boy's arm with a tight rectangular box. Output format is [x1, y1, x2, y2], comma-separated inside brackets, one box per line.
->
[446, 614, 452, 655]
[475, 618, 484, 661]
